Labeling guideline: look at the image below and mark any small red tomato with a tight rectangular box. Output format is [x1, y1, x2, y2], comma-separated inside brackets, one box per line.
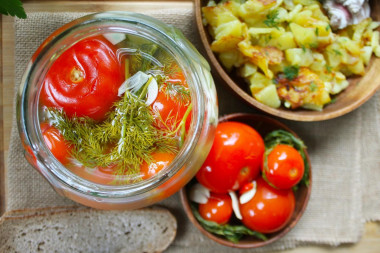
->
[40, 36, 123, 121]
[263, 144, 304, 189]
[40, 123, 71, 165]
[240, 177, 295, 233]
[199, 192, 233, 225]
[196, 121, 265, 193]
[140, 152, 175, 180]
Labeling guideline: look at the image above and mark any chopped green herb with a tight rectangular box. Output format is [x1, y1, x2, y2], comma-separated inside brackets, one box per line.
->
[330, 97, 337, 104]
[325, 65, 332, 73]
[326, 24, 331, 31]
[284, 66, 299, 81]
[315, 27, 319, 36]
[310, 81, 318, 92]
[301, 44, 307, 53]
[333, 49, 342, 56]
[264, 10, 279, 28]
[309, 42, 319, 49]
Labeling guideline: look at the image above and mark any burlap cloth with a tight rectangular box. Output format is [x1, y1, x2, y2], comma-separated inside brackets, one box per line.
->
[6, 9, 380, 252]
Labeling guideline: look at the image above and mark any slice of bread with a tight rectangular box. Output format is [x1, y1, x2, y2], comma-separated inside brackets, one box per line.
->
[0, 206, 177, 253]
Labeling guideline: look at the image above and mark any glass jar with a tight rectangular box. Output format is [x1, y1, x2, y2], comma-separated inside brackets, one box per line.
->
[17, 12, 218, 210]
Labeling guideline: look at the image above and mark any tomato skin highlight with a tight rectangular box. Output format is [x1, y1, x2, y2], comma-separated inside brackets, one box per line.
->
[140, 152, 176, 180]
[196, 121, 265, 193]
[198, 192, 233, 225]
[40, 123, 72, 165]
[40, 36, 123, 121]
[239, 177, 295, 233]
[264, 144, 305, 189]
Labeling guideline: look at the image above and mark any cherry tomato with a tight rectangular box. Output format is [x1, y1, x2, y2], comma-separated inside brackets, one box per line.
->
[140, 152, 176, 180]
[151, 68, 191, 132]
[40, 123, 71, 165]
[263, 144, 304, 189]
[198, 192, 233, 225]
[239, 177, 295, 233]
[196, 121, 265, 193]
[40, 36, 123, 121]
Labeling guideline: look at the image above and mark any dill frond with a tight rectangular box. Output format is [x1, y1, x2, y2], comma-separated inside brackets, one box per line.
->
[163, 82, 191, 105]
[46, 88, 178, 177]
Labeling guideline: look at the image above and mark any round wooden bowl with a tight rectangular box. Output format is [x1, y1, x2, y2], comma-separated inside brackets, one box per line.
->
[180, 113, 312, 248]
[195, 0, 380, 121]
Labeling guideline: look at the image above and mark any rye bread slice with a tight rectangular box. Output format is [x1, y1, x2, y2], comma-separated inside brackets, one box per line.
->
[0, 206, 177, 253]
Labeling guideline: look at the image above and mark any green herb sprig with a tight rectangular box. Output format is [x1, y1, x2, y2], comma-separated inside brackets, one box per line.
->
[283, 66, 299, 81]
[191, 204, 267, 243]
[0, 0, 27, 19]
[47, 86, 178, 179]
[264, 10, 279, 29]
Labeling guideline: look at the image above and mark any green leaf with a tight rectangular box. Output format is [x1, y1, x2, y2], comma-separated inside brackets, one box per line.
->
[191, 204, 267, 243]
[264, 130, 310, 187]
[0, 0, 27, 19]
[283, 66, 299, 81]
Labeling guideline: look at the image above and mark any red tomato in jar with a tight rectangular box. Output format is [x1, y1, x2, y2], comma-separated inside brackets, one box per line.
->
[151, 69, 191, 132]
[196, 121, 265, 193]
[140, 152, 176, 180]
[263, 144, 304, 189]
[40, 36, 123, 121]
[198, 192, 233, 225]
[40, 123, 71, 165]
[239, 177, 295, 233]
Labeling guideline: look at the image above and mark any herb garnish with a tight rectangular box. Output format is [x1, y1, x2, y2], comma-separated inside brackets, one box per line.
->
[264, 10, 279, 28]
[310, 81, 318, 92]
[47, 86, 178, 179]
[0, 0, 26, 19]
[164, 82, 191, 105]
[283, 66, 299, 81]
[191, 204, 267, 243]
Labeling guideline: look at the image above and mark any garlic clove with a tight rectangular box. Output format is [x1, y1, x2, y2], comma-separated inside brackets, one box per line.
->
[229, 191, 242, 220]
[189, 183, 210, 204]
[145, 77, 158, 106]
[239, 181, 257, 204]
[118, 71, 149, 96]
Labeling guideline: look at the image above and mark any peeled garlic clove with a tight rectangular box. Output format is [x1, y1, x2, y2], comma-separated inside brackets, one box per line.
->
[145, 77, 158, 106]
[118, 71, 149, 96]
[189, 183, 210, 204]
[239, 181, 257, 204]
[229, 191, 242, 220]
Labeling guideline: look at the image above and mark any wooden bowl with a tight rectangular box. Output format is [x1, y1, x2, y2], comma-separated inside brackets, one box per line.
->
[195, 0, 380, 121]
[180, 113, 312, 248]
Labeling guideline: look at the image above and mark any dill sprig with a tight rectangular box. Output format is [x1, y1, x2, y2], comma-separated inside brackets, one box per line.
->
[264, 10, 279, 28]
[164, 82, 191, 105]
[47, 88, 178, 178]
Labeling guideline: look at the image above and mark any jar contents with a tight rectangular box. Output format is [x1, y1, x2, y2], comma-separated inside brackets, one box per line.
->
[39, 34, 192, 185]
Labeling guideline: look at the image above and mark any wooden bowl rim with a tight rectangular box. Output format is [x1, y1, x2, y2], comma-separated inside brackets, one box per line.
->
[180, 113, 312, 248]
[194, 0, 380, 122]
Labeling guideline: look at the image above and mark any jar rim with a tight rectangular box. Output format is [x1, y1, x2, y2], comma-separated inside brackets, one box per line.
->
[18, 11, 210, 198]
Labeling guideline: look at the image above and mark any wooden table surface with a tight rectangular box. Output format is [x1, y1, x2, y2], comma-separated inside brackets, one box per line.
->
[1, 1, 380, 252]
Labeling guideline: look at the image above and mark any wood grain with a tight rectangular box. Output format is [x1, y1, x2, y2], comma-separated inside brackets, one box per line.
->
[195, 0, 380, 121]
[1, 1, 380, 252]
